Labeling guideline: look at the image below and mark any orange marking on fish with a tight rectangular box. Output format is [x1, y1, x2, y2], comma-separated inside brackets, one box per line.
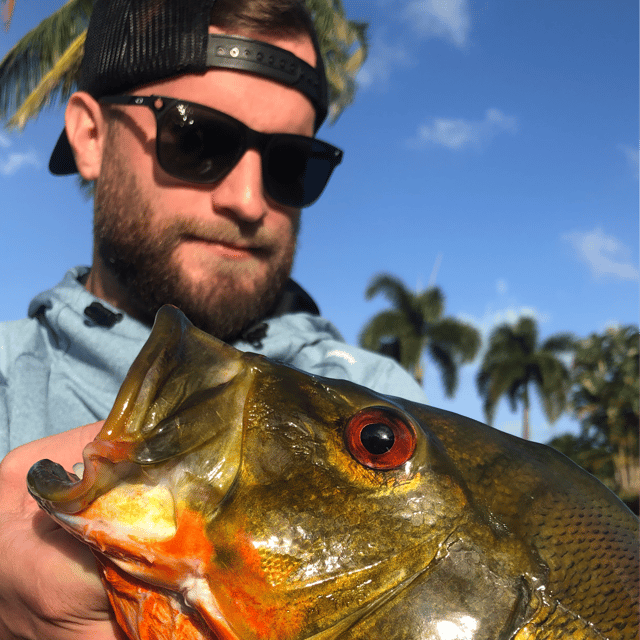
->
[206, 525, 307, 640]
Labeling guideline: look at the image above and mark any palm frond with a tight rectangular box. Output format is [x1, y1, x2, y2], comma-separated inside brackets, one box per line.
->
[7, 30, 85, 129]
[428, 342, 456, 397]
[536, 377, 567, 424]
[477, 358, 526, 423]
[428, 317, 481, 362]
[478, 315, 578, 432]
[541, 332, 576, 353]
[514, 316, 538, 353]
[0, 0, 93, 126]
[306, 0, 368, 122]
[358, 309, 407, 351]
[365, 273, 429, 339]
[539, 371, 569, 422]
[359, 308, 424, 378]
[365, 273, 414, 310]
[506, 374, 527, 413]
[416, 286, 444, 322]
[485, 324, 521, 357]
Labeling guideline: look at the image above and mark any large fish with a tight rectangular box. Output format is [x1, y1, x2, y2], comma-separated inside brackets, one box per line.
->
[28, 306, 638, 640]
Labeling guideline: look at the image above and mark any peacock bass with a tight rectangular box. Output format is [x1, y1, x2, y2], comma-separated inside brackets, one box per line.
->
[28, 305, 639, 640]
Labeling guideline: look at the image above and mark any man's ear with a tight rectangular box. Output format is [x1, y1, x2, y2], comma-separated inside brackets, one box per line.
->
[65, 91, 108, 181]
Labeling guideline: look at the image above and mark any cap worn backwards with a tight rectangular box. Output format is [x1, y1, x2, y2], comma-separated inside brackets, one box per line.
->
[49, 0, 329, 176]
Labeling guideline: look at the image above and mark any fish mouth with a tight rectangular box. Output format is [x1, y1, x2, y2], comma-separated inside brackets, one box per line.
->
[27, 305, 254, 516]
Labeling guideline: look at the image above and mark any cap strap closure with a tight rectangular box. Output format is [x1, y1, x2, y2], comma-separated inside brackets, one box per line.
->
[206, 34, 324, 110]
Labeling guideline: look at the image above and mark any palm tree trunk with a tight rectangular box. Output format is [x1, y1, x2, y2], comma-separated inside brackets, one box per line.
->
[522, 406, 530, 440]
[614, 439, 640, 496]
[413, 361, 423, 387]
[522, 390, 530, 441]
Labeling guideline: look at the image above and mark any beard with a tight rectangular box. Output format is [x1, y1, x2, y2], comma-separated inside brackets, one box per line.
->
[92, 135, 298, 342]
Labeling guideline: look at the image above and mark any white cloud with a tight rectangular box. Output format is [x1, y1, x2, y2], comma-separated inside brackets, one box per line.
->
[358, 0, 472, 90]
[408, 108, 518, 150]
[0, 131, 41, 175]
[402, 0, 471, 48]
[618, 143, 639, 179]
[357, 34, 411, 89]
[563, 227, 639, 281]
[496, 279, 508, 295]
[0, 151, 40, 176]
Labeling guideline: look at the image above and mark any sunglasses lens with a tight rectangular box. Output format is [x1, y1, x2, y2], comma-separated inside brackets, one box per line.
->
[155, 101, 342, 207]
[157, 104, 243, 183]
[265, 137, 341, 207]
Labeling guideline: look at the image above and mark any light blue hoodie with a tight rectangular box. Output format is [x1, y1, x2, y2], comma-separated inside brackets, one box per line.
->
[0, 267, 427, 458]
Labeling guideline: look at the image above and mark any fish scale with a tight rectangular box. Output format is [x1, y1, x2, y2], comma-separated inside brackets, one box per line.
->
[421, 410, 638, 640]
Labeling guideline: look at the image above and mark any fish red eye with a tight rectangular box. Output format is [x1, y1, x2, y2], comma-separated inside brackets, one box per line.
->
[345, 407, 417, 470]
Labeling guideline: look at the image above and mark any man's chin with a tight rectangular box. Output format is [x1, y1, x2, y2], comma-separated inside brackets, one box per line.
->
[173, 255, 270, 294]
[151, 265, 288, 341]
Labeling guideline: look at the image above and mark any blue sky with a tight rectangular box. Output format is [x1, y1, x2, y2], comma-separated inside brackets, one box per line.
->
[1, 0, 637, 444]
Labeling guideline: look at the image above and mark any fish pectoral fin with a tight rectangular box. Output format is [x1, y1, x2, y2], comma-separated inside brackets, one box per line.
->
[97, 556, 212, 640]
[511, 591, 617, 640]
[331, 539, 537, 640]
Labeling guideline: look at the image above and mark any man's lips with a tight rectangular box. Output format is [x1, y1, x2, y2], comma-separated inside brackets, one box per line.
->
[183, 236, 271, 258]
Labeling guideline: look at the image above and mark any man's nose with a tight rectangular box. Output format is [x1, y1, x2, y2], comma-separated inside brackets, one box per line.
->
[210, 149, 269, 222]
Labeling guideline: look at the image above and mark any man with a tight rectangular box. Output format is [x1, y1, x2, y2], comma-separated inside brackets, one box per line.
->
[0, 0, 426, 638]
[0, 0, 424, 457]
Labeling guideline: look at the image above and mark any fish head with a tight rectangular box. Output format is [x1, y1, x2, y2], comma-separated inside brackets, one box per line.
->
[27, 306, 480, 640]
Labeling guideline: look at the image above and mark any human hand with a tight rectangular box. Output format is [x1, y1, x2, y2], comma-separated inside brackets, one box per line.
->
[0, 422, 128, 640]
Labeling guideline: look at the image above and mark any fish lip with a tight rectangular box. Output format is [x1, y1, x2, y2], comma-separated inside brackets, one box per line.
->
[27, 306, 250, 515]
[27, 441, 138, 514]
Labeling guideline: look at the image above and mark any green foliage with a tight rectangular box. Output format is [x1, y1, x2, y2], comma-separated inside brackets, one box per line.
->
[559, 325, 639, 499]
[548, 432, 615, 490]
[359, 273, 481, 396]
[305, 0, 368, 122]
[476, 316, 575, 439]
[570, 325, 639, 443]
[0, 0, 93, 127]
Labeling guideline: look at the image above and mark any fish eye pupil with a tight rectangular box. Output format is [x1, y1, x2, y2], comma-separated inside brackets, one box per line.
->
[360, 423, 395, 455]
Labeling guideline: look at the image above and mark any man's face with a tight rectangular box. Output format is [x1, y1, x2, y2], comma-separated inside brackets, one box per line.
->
[92, 29, 316, 341]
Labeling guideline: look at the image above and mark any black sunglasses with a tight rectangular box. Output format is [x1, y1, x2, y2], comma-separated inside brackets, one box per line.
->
[99, 95, 343, 208]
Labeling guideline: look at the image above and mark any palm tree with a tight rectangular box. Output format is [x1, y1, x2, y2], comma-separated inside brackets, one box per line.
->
[1, 0, 368, 130]
[476, 316, 574, 440]
[568, 325, 639, 497]
[359, 273, 481, 396]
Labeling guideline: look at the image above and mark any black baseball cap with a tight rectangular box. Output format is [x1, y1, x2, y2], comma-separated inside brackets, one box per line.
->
[49, 0, 329, 175]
